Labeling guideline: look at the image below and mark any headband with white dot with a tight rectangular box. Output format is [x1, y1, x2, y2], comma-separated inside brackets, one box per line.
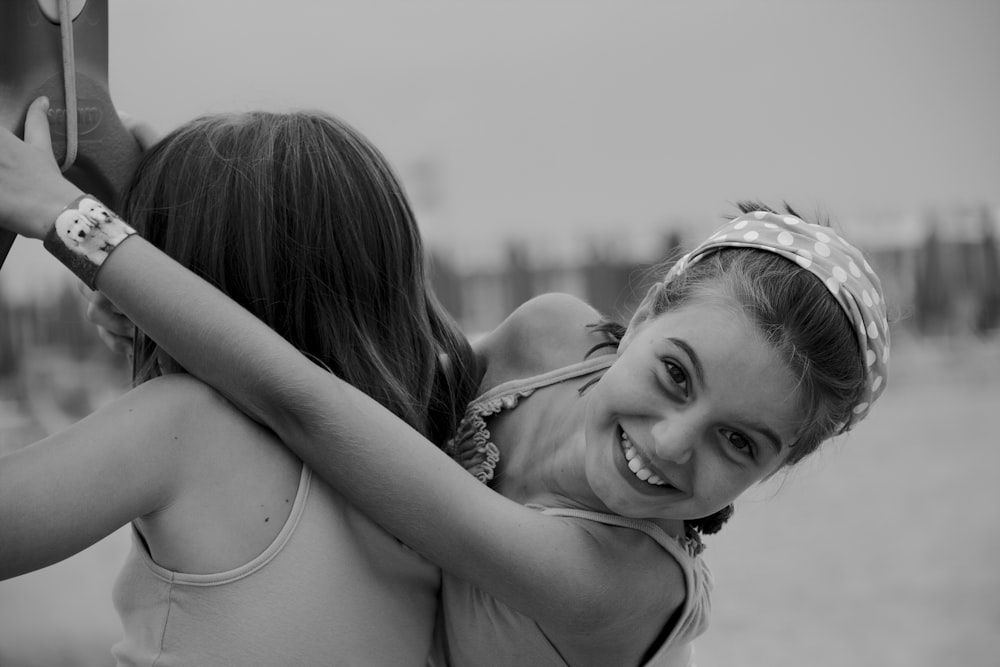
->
[666, 210, 889, 427]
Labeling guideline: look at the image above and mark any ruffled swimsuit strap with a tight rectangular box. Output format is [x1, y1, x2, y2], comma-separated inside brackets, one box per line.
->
[446, 355, 615, 484]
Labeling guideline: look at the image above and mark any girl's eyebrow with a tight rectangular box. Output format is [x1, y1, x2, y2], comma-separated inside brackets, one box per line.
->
[666, 337, 705, 387]
[742, 419, 784, 456]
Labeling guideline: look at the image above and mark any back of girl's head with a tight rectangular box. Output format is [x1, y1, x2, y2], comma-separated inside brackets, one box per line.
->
[122, 111, 477, 444]
[646, 201, 867, 465]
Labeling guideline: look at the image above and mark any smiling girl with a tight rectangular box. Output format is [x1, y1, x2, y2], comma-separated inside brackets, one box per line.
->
[0, 101, 888, 666]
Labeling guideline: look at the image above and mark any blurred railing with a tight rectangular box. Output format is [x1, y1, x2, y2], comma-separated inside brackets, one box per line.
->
[430, 207, 1000, 338]
[0, 288, 128, 454]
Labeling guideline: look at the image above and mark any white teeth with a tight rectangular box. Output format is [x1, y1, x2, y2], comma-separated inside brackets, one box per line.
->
[619, 432, 667, 487]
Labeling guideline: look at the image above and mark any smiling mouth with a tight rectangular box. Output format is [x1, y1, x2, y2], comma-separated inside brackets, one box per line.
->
[618, 427, 668, 487]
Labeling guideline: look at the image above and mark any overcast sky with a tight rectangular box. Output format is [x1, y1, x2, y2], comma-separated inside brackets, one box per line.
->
[4, 0, 999, 298]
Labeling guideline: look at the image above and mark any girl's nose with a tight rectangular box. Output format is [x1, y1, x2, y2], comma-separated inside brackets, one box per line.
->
[649, 415, 699, 465]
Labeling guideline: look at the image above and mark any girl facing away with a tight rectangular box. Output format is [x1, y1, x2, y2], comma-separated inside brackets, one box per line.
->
[0, 99, 889, 666]
[0, 101, 479, 666]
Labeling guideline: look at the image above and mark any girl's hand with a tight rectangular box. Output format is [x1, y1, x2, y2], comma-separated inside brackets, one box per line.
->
[79, 283, 135, 360]
[0, 97, 85, 239]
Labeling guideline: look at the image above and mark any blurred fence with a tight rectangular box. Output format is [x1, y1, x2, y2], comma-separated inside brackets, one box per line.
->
[0, 288, 126, 454]
[2, 210, 999, 391]
[429, 209, 1000, 338]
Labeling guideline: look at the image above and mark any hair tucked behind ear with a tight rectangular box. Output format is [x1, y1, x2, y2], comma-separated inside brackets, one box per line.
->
[587, 201, 868, 536]
[123, 111, 477, 445]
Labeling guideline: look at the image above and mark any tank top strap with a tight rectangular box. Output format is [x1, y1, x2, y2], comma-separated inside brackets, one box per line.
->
[535, 507, 704, 561]
[473, 354, 616, 406]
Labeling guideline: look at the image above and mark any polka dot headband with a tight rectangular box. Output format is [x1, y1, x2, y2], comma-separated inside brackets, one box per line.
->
[666, 210, 889, 427]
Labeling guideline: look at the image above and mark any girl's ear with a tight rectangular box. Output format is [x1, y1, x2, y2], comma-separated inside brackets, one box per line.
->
[621, 282, 662, 348]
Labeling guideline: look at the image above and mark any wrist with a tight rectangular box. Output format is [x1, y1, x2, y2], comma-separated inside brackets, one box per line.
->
[42, 194, 136, 288]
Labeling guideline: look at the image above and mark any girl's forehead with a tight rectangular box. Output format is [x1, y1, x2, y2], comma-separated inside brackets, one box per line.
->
[649, 293, 757, 338]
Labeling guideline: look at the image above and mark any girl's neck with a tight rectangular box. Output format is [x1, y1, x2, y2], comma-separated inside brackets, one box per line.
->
[494, 381, 603, 510]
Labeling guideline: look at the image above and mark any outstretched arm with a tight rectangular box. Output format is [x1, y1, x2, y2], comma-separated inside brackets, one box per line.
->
[0, 100, 676, 648]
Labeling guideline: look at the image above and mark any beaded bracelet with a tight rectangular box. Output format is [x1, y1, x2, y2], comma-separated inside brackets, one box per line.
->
[42, 194, 136, 289]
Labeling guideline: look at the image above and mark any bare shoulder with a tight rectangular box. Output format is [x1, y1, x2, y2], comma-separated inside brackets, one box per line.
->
[127, 374, 302, 572]
[584, 520, 687, 619]
[475, 293, 609, 387]
[130, 374, 233, 432]
[135, 372, 227, 407]
[124, 374, 261, 464]
[546, 519, 688, 664]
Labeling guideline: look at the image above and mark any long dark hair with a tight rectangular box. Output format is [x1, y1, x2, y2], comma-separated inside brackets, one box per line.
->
[121, 111, 478, 445]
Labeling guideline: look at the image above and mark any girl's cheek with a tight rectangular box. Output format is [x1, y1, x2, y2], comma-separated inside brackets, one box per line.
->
[695, 457, 741, 507]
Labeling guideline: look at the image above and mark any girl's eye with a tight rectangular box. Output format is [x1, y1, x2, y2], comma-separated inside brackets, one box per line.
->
[723, 430, 755, 458]
[663, 360, 688, 390]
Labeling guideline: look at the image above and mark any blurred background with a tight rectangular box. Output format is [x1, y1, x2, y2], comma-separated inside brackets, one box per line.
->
[1, 1, 998, 665]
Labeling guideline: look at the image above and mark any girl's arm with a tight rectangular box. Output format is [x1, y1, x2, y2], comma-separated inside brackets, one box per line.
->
[0, 103, 680, 643]
[0, 379, 189, 579]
